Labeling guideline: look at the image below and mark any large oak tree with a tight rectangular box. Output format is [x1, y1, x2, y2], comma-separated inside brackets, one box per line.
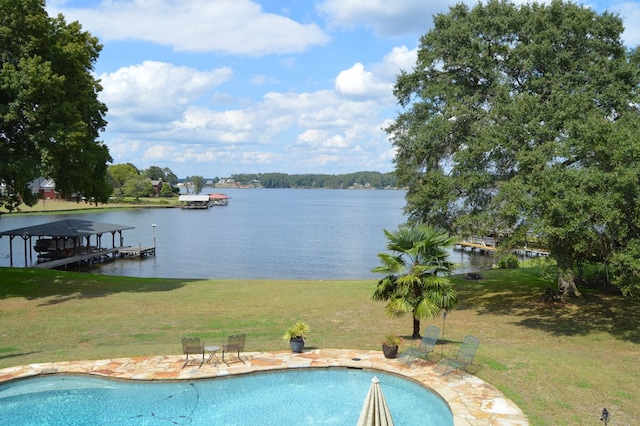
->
[387, 0, 640, 296]
[1, 0, 111, 211]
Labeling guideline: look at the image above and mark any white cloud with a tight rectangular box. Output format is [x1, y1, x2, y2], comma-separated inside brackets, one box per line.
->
[45, 0, 639, 179]
[334, 63, 392, 100]
[613, 2, 640, 46]
[317, 0, 458, 37]
[171, 107, 256, 144]
[99, 38, 412, 175]
[378, 45, 418, 76]
[144, 144, 178, 161]
[104, 85, 393, 174]
[333, 44, 417, 102]
[108, 137, 142, 160]
[52, 0, 329, 56]
[99, 61, 232, 126]
[294, 129, 347, 150]
[239, 151, 282, 165]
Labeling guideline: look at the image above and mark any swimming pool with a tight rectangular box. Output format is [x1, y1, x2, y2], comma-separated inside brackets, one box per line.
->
[0, 368, 453, 425]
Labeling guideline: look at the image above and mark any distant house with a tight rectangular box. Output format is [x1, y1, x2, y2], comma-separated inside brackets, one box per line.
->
[29, 178, 58, 199]
[149, 179, 163, 197]
[215, 178, 236, 188]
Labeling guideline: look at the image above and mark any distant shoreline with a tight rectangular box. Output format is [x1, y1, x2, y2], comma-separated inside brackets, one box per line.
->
[1, 187, 405, 217]
[0, 198, 179, 216]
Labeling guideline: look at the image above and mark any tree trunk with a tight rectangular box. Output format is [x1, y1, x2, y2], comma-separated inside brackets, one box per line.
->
[412, 317, 421, 339]
[558, 266, 582, 298]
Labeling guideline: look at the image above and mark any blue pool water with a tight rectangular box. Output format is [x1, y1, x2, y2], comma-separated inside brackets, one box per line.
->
[0, 368, 453, 425]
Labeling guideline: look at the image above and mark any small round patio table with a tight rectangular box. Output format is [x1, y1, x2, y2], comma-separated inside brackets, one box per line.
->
[204, 345, 221, 365]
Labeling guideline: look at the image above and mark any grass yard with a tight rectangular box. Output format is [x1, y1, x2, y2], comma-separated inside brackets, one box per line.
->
[0, 197, 179, 215]
[0, 266, 638, 425]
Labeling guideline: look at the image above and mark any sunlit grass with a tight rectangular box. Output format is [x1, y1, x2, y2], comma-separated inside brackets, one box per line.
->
[0, 266, 638, 425]
[0, 197, 180, 215]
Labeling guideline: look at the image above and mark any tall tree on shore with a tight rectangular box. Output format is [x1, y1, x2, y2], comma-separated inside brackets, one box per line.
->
[372, 225, 457, 339]
[387, 0, 640, 296]
[0, 0, 111, 211]
[143, 166, 178, 185]
[190, 175, 205, 195]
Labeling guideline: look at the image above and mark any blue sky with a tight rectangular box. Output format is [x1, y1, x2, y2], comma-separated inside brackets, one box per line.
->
[46, 0, 640, 179]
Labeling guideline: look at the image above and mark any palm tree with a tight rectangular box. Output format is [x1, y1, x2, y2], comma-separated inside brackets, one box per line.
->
[372, 225, 458, 339]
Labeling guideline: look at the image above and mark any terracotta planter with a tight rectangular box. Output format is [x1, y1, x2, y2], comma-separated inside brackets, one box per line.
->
[382, 344, 398, 359]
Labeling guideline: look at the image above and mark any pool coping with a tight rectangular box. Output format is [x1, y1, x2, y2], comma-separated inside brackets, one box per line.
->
[0, 349, 528, 425]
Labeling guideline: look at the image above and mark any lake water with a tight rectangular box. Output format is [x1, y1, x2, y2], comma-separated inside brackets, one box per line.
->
[0, 189, 494, 279]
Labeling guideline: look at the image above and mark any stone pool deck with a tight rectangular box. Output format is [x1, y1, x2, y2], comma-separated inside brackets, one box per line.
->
[0, 349, 527, 425]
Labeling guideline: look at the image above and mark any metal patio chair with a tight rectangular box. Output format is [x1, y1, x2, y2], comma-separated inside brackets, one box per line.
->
[182, 337, 205, 368]
[398, 325, 440, 365]
[434, 335, 480, 375]
[222, 334, 246, 364]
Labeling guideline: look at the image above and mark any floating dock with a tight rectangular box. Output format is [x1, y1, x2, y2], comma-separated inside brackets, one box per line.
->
[455, 238, 549, 257]
[118, 246, 156, 258]
[455, 240, 498, 254]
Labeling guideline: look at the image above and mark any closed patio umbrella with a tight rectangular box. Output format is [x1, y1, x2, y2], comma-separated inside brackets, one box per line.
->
[357, 376, 394, 426]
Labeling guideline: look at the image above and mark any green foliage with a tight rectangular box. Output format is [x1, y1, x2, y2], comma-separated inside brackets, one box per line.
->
[387, 0, 640, 296]
[372, 225, 458, 338]
[532, 257, 558, 284]
[608, 240, 640, 297]
[497, 254, 519, 269]
[108, 163, 140, 187]
[0, 0, 111, 209]
[109, 163, 171, 200]
[190, 175, 204, 195]
[382, 335, 402, 346]
[231, 171, 397, 189]
[144, 166, 178, 185]
[122, 175, 153, 199]
[160, 182, 173, 197]
[144, 166, 165, 181]
[282, 321, 310, 341]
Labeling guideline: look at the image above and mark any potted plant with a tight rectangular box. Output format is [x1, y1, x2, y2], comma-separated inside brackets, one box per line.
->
[381, 335, 402, 359]
[282, 321, 310, 353]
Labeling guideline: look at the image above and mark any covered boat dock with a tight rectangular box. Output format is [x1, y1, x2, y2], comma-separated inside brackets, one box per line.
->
[0, 219, 136, 268]
[209, 193, 229, 206]
[178, 195, 211, 209]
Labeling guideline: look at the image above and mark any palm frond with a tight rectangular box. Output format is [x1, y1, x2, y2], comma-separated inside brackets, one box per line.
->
[413, 296, 442, 319]
[385, 296, 413, 317]
[372, 224, 459, 335]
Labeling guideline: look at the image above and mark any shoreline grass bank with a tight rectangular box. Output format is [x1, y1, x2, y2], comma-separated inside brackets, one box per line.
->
[0, 198, 180, 216]
[0, 266, 638, 425]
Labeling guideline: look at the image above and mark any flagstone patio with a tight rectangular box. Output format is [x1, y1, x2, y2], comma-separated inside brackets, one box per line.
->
[0, 349, 527, 425]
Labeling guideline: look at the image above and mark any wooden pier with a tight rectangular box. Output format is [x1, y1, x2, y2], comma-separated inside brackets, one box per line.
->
[118, 245, 156, 258]
[33, 245, 157, 269]
[34, 247, 125, 269]
[0, 219, 158, 270]
[455, 238, 549, 257]
[455, 240, 498, 254]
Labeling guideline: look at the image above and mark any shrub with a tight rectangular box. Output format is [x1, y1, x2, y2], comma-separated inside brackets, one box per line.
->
[498, 254, 519, 269]
[382, 335, 402, 346]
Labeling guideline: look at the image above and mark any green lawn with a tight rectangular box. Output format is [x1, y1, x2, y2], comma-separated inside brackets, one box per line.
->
[0, 266, 638, 425]
[0, 197, 180, 215]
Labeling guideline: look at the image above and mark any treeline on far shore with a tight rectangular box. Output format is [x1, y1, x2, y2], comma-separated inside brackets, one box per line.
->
[227, 171, 398, 189]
